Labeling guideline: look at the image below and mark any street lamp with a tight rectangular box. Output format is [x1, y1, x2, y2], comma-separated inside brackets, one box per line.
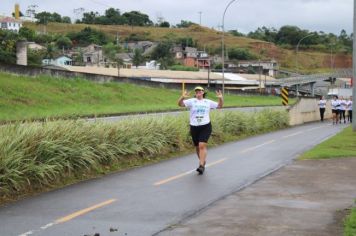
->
[352, 0, 356, 131]
[295, 33, 315, 74]
[222, 0, 237, 95]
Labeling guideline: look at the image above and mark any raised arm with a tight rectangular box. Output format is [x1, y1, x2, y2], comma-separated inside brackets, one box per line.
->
[216, 90, 224, 108]
[178, 90, 190, 107]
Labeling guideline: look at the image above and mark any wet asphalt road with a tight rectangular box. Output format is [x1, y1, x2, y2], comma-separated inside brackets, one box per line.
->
[0, 121, 345, 236]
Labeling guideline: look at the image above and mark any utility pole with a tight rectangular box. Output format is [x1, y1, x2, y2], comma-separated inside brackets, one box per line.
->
[259, 59, 262, 94]
[198, 11, 202, 25]
[73, 8, 84, 22]
[221, 0, 237, 95]
[353, 0, 356, 131]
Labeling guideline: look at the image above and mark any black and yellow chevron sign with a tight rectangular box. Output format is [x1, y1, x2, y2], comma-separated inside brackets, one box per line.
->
[281, 87, 288, 106]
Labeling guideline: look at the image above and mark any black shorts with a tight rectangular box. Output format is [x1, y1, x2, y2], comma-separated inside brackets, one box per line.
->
[190, 122, 212, 146]
[332, 109, 339, 114]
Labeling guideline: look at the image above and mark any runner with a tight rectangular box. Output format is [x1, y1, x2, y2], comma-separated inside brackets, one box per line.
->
[346, 96, 353, 123]
[339, 96, 347, 123]
[317, 96, 326, 122]
[178, 86, 223, 175]
[331, 95, 340, 125]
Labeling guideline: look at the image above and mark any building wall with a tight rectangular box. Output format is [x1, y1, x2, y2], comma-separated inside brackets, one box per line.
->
[16, 41, 27, 66]
[184, 58, 196, 67]
[288, 97, 332, 125]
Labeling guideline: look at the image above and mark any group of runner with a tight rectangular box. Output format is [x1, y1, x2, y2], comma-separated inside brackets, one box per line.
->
[318, 95, 353, 124]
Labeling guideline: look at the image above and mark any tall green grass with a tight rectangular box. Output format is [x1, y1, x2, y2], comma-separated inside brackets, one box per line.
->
[0, 72, 290, 122]
[0, 109, 288, 197]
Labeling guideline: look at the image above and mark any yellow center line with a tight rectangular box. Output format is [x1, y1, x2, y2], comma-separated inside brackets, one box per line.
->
[154, 158, 228, 186]
[282, 131, 303, 139]
[240, 140, 275, 153]
[55, 199, 117, 224]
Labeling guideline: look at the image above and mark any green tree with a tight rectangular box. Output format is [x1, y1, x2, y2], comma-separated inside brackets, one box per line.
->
[67, 27, 108, 46]
[228, 30, 245, 37]
[176, 37, 194, 47]
[105, 8, 126, 25]
[45, 43, 57, 59]
[102, 42, 121, 61]
[19, 27, 36, 41]
[61, 16, 71, 24]
[176, 20, 195, 28]
[132, 48, 144, 68]
[35, 11, 51, 24]
[81, 11, 98, 24]
[56, 36, 73, 50]
[247, 26, 277, 43]
[27, 48, 45, 66]
[159, 21, 170, 28]
[228, 48, 257, 60]
[35, 11, 68, 24]
[72, 48, 84, 66]
[123, 11, 153, 27]
[0, 30, 18, 64]
[116, 57, 124, 77]
[275, 25, 306, 45]
[150, 40, 174, 69]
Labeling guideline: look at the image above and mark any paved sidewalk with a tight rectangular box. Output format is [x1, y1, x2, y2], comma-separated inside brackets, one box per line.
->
[158, 158, 356, 236]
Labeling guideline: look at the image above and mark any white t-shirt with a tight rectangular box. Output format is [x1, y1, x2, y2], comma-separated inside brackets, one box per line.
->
[183, 98, 218, 126]
[331, 99, 340, 110]
[318, 99, 326, 109]
[340, 99, 347, 110]
[346, 100, 353, 111]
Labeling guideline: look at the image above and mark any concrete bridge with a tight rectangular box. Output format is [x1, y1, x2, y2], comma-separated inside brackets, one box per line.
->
[270, 69, 352, 96]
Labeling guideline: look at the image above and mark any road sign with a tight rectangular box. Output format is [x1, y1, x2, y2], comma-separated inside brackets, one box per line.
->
[281, 87, 288, 106]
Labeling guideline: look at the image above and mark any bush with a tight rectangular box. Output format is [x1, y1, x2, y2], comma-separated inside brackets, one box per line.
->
[169, 65, 199, 71]
[0, 109, 289, 196]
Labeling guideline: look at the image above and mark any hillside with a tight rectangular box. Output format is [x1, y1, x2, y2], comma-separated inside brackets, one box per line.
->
[0, 71, 288, 122]
[24, 22, 352, 73]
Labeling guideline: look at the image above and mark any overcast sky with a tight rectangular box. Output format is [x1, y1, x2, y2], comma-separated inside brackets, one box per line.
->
[2, 0, 354, 35]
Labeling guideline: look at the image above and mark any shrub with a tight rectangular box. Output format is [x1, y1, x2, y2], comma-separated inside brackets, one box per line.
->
[0, 109, 289, 196]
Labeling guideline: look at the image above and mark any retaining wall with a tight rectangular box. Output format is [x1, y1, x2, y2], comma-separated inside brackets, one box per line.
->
[288, 97, 331, 126]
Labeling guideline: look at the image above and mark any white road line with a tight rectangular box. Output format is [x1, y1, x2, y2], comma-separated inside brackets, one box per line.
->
[240, 140, 275, 153]
[18, 231, 33, 236]
[282, 131, 303, 139]
[306, 126, 324, 132]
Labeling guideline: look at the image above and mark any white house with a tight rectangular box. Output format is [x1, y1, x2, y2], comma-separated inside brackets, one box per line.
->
[43, 56, 72, 66]
[0, 17, 22, 33]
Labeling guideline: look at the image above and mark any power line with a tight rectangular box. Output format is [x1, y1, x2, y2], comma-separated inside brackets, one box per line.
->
[87, 0, 112, 8]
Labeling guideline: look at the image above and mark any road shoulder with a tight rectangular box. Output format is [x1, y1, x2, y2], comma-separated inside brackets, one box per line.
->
[159, 157, 356, 236]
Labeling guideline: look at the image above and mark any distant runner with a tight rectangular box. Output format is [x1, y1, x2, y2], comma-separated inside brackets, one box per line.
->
[178, 86, 223, 175]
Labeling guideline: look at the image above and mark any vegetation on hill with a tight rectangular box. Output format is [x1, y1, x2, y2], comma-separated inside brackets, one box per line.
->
[1, 6, 352, 73]
[18, 21, 352, 74]
[0, 72, 290, 122]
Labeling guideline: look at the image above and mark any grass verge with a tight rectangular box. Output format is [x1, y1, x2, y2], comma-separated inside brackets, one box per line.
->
[344, 207, 356, 236]
[299, 126, 356, 160]
[299, 126, 356, 235]
[0, 72, 292, 122]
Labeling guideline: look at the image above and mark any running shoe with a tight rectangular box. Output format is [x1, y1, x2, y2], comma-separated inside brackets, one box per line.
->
[196, 165, 205, 175]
